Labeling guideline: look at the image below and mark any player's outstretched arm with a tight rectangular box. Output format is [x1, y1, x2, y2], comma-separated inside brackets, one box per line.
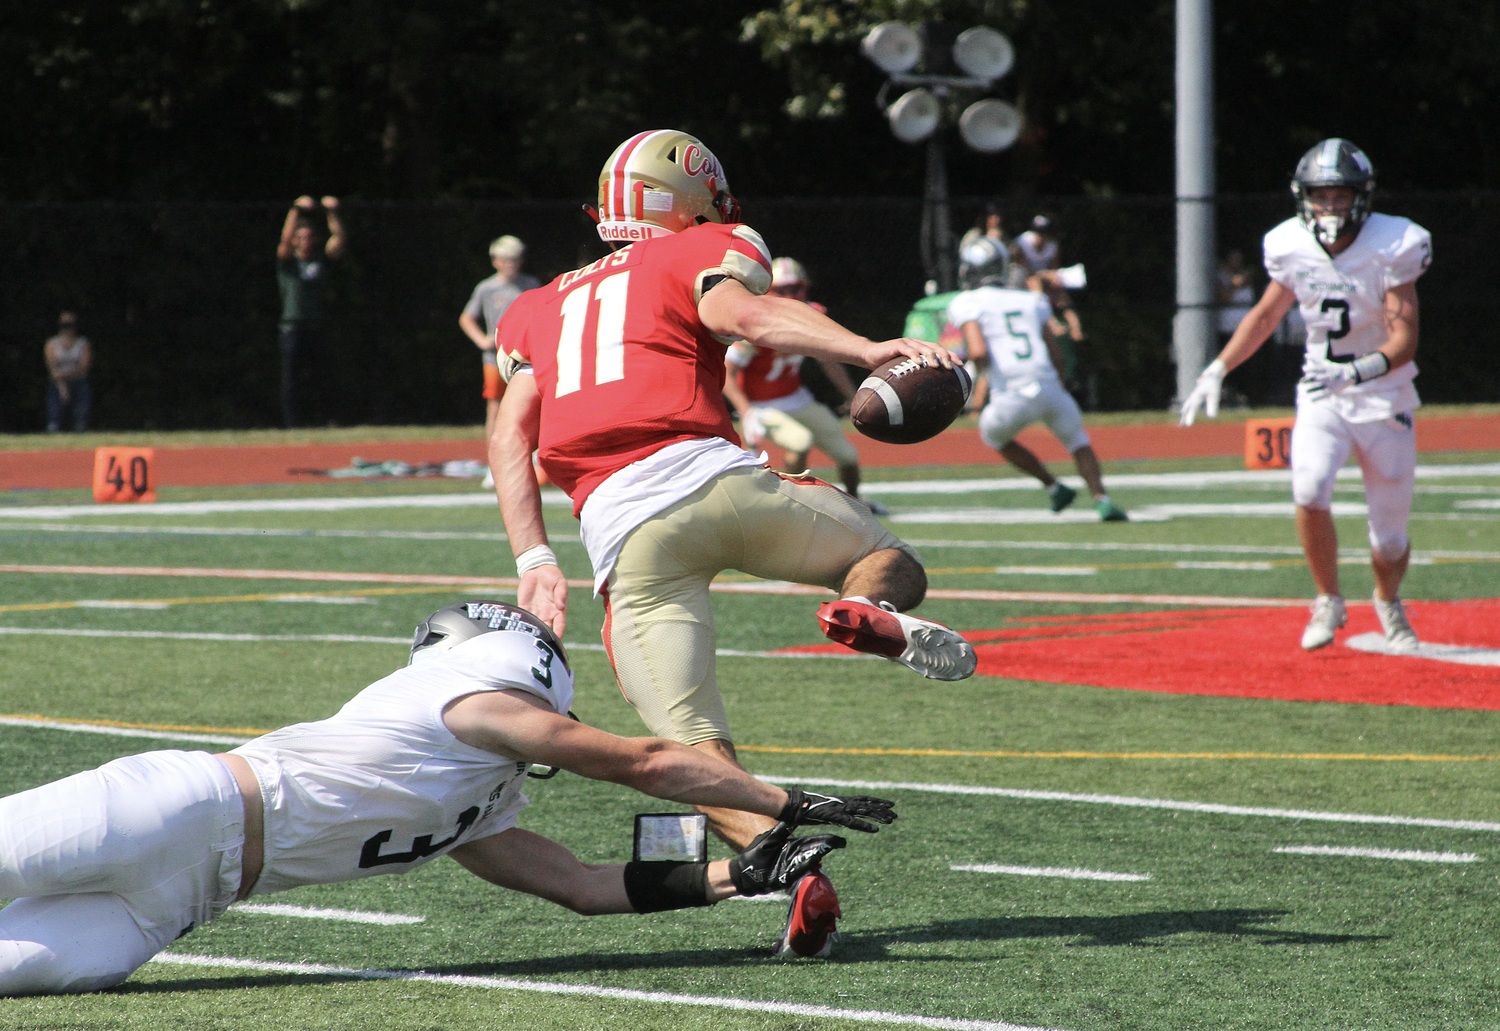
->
[699, 277, 954, 371]
[489, 372, 567, 636]
[450, 822, 845, 913]
[444, 691, 900, 831]
[1181, 279, 1297, 426]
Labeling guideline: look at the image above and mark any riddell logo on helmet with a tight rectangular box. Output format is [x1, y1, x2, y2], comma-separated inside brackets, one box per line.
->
[599, 223, 656, 241]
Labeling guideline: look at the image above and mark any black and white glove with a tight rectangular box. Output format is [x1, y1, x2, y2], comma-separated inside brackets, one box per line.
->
[778, 787, 897, 833]
[728, 821, 845, 896]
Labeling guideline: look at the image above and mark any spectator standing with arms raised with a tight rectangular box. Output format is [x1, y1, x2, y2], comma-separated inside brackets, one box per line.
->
[1180, 139, 1431, 654]
[42, 311, 92, 433]
[275, 195, 344, 428]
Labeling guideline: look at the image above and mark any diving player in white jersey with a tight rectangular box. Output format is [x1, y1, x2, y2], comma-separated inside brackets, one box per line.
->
[0, 601, 896, 996]
[947, 236, 1128, 522]
[1179, 138, 1432, 653]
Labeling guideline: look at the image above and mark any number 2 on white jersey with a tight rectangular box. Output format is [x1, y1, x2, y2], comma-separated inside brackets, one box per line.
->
[555, 272, 629, 397]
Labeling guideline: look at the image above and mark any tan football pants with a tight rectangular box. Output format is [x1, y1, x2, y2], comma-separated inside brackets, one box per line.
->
[603, 465, 911, 745]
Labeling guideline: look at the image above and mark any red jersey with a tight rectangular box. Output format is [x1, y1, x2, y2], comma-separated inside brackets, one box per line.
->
[498, 222, 772, 511]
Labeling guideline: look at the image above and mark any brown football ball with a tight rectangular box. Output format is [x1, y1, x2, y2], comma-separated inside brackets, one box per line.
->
[850, 356, 972, 444]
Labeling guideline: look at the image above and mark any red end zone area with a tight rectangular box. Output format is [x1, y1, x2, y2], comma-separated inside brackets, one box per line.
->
[789, 599, 1500, 711]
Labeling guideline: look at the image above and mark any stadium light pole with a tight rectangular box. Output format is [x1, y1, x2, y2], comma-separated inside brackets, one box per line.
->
[863, 22, 1023, 294]
[1173, 0, 1217, 407]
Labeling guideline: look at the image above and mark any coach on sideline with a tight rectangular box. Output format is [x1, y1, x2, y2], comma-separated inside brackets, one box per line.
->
[0, 601, 894, 996]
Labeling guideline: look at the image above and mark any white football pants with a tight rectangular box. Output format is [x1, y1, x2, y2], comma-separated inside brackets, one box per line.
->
[0, 750, 245, 996]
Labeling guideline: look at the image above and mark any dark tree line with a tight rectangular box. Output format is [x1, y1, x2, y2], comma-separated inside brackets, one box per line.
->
[4, 0, 1496, 205]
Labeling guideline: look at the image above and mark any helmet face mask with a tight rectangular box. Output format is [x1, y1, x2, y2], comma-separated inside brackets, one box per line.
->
[1291, 138, 1375, 246]
[596, 130, 741, 244]
[958, 236, 1010, 289]
[409, 600, 569, 672]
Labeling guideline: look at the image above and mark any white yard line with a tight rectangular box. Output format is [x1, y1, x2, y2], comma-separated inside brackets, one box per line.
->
[150, 953, 1068, 1031]
[952, 864, 1151, 882]
[1273, 845, 1480, 863]
[3, 464, 1495, 520]
[231, 902, 425, 925]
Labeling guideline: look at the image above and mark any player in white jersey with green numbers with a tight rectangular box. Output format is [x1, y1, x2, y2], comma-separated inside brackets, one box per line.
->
[947, 236, 1128, 522]
[1180, 139, 1432, 653]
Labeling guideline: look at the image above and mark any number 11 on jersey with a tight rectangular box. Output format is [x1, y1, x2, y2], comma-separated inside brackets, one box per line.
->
[556, 271, 630, 397]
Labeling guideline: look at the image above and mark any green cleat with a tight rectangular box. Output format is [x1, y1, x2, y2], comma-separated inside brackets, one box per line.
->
[1048, 482, 1077, 513]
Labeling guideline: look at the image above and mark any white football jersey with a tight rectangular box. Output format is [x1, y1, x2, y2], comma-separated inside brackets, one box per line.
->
[1264, 212, 1432, 422]
[232, 630, 574, 896]
[946, 286, 1058, 401]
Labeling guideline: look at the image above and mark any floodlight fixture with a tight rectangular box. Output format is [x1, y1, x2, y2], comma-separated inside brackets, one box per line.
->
[862, 22, 922, 75]
[958, 98, 1023, 153]
[951, 27, 1015, 82]
[887, 88, 941, 144]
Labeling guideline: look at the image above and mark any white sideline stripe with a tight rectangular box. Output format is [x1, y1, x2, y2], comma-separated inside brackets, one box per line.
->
[761, 777, 1500, 834]
[953, 864, 1151, 882]
[1273, 845, 1480, 863]
[893, 502, 1366, 525]
[232, 902, 425, 925]
[150, 953, 1066, 1031]
[4, 462, 1494, 521]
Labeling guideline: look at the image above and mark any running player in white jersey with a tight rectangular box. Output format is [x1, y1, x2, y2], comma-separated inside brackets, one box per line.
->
[947, 236, 1128, 522]
[0, 601, 895, 996]
[1180, 139, 1432, 653]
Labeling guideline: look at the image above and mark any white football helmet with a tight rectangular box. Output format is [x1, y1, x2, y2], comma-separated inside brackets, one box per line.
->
[771, 256, 808, 286]
[596, 129, 741, 244]
[770, 256, 809, 297]
[1291, 138, 1375, 246]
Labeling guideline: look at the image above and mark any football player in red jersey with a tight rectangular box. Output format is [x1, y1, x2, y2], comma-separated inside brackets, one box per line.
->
[721, 257, 890, 515]
[488, 129, 977, 956]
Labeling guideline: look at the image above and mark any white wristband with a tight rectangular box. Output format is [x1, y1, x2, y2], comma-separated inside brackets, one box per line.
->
[515, 544, 558, 576]
[1352, 351, 1391, 384]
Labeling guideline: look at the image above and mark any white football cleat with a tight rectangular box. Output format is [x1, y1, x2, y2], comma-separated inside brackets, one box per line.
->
[1300, 594, 1347, 651]
[1373, 594, 1419, 654]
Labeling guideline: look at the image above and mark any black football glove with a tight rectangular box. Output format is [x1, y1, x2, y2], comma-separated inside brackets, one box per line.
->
[778, 787, 897, 833]
[727, 821, 846, 896]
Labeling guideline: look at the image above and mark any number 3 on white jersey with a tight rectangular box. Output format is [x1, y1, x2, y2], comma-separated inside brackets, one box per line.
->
[555, 271, 629, 397]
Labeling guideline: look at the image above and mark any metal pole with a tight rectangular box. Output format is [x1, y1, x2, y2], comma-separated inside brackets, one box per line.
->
[925, 131, 957, 293]
[1173, 0, 1216, 406]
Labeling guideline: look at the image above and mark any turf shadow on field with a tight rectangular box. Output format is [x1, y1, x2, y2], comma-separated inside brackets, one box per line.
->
[835, 909, 1385, 954]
